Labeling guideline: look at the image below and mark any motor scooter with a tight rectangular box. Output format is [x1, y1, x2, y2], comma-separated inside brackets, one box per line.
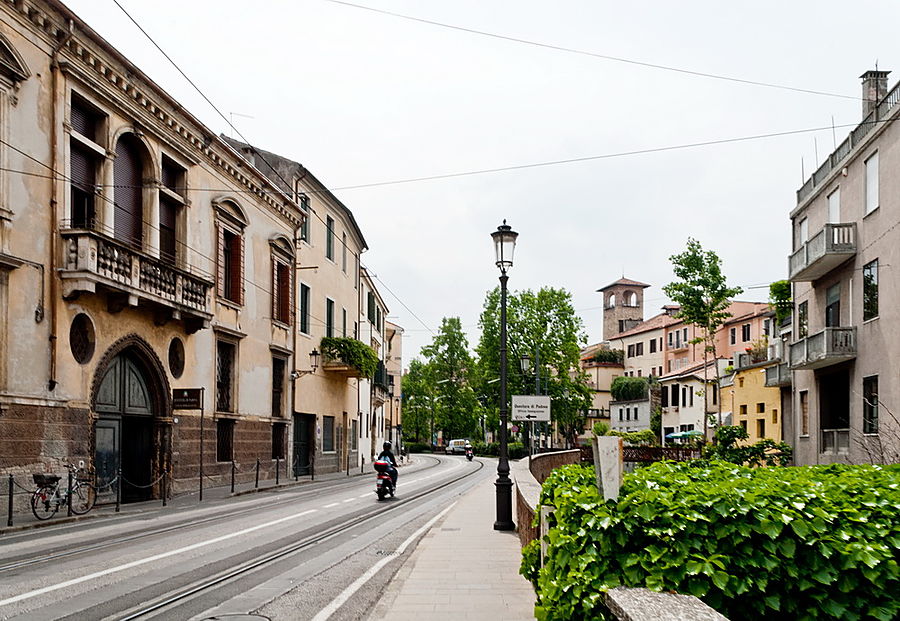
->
[465, 447, 474, 461]
[374, 459, 395, 500]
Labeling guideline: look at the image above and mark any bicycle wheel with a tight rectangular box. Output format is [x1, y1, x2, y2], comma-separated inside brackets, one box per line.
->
[70, 481, 96, 515]
[31, 487, 58, 520]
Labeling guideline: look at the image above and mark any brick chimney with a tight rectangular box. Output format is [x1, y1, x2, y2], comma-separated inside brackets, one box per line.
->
[861, 70, 890, 119]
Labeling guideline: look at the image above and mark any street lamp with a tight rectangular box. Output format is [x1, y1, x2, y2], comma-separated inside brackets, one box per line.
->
[491, 220, 518, 531]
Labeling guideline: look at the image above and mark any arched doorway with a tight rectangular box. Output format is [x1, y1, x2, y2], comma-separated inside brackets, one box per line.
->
[93, 345, 169, 503]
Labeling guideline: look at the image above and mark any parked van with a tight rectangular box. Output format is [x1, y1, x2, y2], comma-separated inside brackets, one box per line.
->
[445, 439, 468, 455]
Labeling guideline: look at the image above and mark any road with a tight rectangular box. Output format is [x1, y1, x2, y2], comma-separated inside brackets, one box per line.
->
[0, 454, 491, 621]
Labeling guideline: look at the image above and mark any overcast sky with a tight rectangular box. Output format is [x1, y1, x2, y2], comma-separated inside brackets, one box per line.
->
[63, 0, 900, 363]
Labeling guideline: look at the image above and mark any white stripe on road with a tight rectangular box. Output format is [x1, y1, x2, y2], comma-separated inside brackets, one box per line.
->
[311, 502, 457, 621]
[324, 502, 339, 508]
[0, 509, 317, 608]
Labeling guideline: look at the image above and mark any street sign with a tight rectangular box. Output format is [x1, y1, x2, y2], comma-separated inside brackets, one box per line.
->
[511, 395, 551, 422]
[172, 388, 203, 410]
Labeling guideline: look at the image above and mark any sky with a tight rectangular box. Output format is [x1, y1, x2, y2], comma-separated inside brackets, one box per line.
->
[62, 0, 900, 364]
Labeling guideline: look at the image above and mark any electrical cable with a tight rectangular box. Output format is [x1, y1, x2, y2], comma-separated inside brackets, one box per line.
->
[324, 0, 861, 102]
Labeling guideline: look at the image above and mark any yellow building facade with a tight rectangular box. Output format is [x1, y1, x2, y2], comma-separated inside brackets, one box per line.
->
[722, 361, 782, 443]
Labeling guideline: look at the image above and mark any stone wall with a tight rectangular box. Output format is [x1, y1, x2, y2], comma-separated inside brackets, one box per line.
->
[529, 449, 581, 484]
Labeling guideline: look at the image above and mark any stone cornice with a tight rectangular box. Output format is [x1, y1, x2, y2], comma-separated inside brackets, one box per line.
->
[5, 0, 303, 229]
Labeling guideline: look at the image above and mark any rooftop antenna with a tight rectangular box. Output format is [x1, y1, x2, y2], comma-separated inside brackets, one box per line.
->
[801, 156, 805, 182]
[831, 116, 837, 149]
[814, 136, 819, 164]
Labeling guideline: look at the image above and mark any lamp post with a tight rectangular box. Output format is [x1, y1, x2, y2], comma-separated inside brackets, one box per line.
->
[491, 220, 518, 531]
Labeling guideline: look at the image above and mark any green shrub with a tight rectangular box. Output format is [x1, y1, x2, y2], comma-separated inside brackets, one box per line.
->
[523, 461, 900, 621]
[610, 376, 649, 401]
[405, 442, 432, 453]
[590, 349, 624, 364]
[508, 442, 527, 460]
[472, 441, 526, 459]
[704, 425, 792, 466]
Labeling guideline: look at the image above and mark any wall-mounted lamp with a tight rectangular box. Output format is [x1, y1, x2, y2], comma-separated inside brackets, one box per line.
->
[290, 348, 320, 380]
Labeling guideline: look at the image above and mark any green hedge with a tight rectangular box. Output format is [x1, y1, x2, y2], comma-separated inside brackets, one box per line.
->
[472, 441, 527, 459]
[522, 461, 900, 621]
[610, 376, 648, 401]
[405, 442, 431, 453]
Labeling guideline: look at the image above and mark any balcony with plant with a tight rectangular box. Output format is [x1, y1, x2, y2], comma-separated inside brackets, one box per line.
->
[320, 337, 379, 378]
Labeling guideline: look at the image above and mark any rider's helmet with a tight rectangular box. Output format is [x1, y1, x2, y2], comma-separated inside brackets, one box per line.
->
[464, 440, 472, 447]
[383, 441, 392, 451]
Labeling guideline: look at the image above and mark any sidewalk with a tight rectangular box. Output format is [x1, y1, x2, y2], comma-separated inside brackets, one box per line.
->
[1, 462, 374, 534]
[370, 473, 536, 620]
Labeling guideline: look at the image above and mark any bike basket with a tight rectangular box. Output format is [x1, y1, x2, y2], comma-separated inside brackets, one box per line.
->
[32, 473, 61, 486]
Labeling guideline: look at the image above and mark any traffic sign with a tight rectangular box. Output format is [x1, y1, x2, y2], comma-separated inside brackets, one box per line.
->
[511, 395, 551, 422]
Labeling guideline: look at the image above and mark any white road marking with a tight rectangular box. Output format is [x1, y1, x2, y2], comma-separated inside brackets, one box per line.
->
[310, 502, 456, 621]
[0, 509, 317, 608]
[342, 498, 355, 503]
[324, 502, 339, 508]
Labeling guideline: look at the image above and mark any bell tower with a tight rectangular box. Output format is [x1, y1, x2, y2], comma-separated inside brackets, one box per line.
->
[597, 278, 649, 340]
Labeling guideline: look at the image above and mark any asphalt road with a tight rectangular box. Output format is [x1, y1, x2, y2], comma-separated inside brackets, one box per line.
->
[0, 454, 492, 621]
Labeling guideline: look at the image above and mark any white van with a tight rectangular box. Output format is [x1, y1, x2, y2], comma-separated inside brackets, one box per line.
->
[445, 439, 468, 455]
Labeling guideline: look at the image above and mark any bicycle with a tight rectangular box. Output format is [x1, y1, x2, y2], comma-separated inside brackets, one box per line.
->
[31, 463, 96, 520]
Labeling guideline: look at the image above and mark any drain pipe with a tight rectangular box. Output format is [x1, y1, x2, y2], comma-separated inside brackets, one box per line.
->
[47, 19, 75, 392]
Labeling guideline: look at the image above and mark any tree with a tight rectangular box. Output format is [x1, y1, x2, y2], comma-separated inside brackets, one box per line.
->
[419, 318, 482, 442]
[475, 286, 593, 448]
[401, 359, 435, 444]
[768, 279, 792, 325]
[663, 238, 743, 439]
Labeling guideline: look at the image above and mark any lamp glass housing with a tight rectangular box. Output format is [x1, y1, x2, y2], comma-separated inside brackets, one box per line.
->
[309, 348, 320, 371]
[519, 353, 531, 374]
[491, 221, 518, 271]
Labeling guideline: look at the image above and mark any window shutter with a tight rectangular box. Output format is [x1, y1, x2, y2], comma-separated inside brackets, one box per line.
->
[113, 137, 143, 247]
[216, 223, 225, 298]
[287, 261, 294, 326]
[232, 234, 244, 305]
[271, 257, 278, 319]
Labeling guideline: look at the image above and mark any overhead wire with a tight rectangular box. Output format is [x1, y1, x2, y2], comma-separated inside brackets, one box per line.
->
[324, 0, 860, 102]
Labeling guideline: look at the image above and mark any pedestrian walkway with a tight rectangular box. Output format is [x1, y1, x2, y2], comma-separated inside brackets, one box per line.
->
[370, 473, 536, 620]
[1, 461, 376, 533]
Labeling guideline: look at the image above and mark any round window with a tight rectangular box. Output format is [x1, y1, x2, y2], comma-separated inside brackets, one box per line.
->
[168, 337, 185, 378]
[69, 313, 95, 364]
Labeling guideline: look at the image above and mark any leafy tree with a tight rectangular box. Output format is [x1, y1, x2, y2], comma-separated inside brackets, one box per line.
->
[663, 238, 743, 437]
[419, 318, 482, 442]
[401, 358, 435, 444]
[704, 425, 793, 466]
[476, 286, 593, 448]
[768, 279, 792, 325]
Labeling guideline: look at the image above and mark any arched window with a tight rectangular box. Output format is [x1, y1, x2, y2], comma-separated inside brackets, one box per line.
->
[624, 290, 637, 307]
[113, 134, 145, 247]
[607, 293, 616, 309]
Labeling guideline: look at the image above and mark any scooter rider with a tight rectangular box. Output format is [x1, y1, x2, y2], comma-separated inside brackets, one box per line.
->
[377, 441, 398, 487]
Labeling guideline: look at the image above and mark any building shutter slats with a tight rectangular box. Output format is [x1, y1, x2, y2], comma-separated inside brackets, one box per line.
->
[217, 224, 225, 298]
[70, 145, 94, 191]
[113, 137, 143, 247]
[159, 197, 176, 264]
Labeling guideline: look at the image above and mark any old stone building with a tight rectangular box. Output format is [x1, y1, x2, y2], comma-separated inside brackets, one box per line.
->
[0, 0, 307, 501]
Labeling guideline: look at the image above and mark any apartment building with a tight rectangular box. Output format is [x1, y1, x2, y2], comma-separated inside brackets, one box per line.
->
[789, 70, 900, 464]
[0, 0, 306, 500]
[385, 321, 404, 451]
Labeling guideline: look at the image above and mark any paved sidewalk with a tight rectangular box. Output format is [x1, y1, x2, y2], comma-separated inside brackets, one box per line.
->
[370, 473, 536, 620]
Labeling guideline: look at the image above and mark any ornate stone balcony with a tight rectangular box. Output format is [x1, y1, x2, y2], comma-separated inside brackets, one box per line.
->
[60, 228, 212, 331]
[789, 223, 857, 282]
[789, 327, 856, 370]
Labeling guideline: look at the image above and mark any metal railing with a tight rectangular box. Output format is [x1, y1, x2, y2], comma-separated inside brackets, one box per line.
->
[798, 78, 900, 203]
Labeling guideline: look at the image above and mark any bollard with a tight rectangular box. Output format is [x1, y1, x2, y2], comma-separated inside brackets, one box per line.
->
[231, 461, 236, 494]
[294, 456, 299, 482]
[346, 454, 350, 477]
[255, 458, 260, 489]
[276, 457, 280, 485]
[115, 468, 122, 513]
[162, 469, 168, 507]
[67, 468, 73, 517]
[360, 455, 364, 475]
[7, 474, 13, 527]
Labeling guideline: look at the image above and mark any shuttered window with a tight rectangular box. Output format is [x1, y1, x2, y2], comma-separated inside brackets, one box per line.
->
[218, 226, 244, 305]
[216, 340, 236, 412]
[326, 216, 335, 260]
[71, 96, 99, 141]
[159, 197, 177, 264]
[272, 357, 286, 418]
[299, 283, 310, 334]
[326, 298, 335, 338]
[70, 144, 96, 229]
[272, 258, 291, 324]
[113, 135, 144, 247]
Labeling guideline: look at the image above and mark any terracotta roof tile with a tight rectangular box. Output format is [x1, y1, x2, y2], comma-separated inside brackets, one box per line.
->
[597, 277, 651, 292]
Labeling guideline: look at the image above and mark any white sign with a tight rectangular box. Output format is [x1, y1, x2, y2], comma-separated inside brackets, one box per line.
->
[511, 395, 551, 422]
